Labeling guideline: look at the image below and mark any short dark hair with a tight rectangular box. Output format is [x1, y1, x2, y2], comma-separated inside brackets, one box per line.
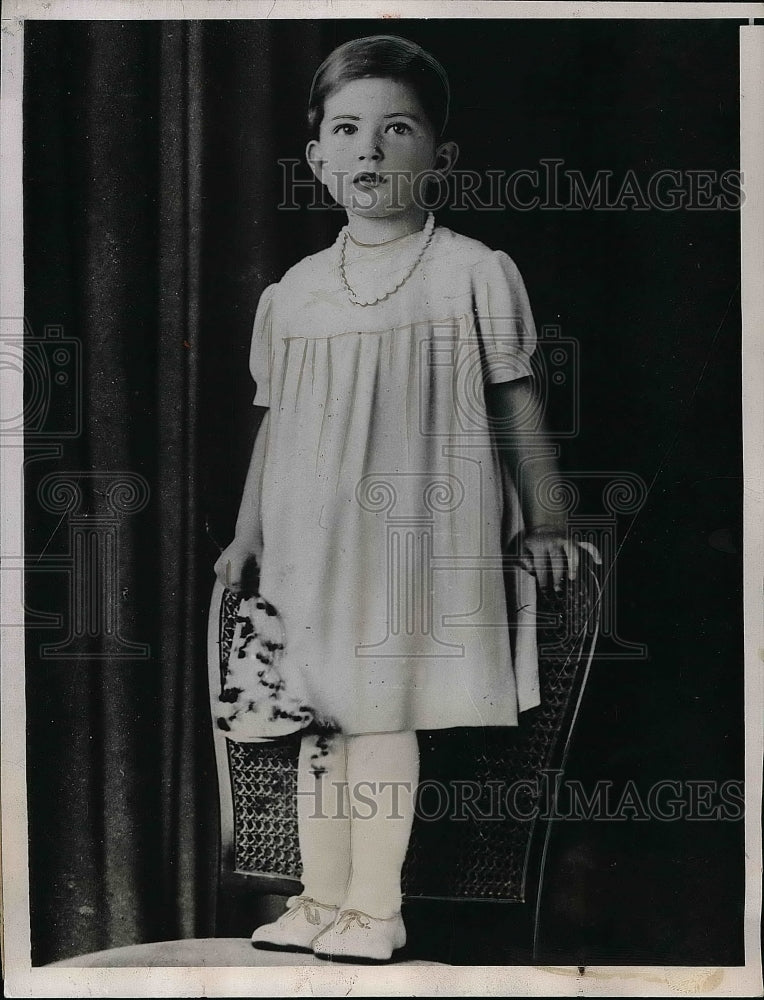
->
[308, 35, 450, 139]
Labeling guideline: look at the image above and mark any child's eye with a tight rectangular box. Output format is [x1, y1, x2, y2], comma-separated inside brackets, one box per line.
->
[386, 122, 413, 136]
[332, 123, 357, 136]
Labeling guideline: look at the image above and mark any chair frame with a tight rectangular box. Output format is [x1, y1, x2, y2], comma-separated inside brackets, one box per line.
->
[207, 556, 601, 959]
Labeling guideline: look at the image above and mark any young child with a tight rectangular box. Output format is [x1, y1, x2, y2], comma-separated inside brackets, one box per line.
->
[214, 35, 582, 963]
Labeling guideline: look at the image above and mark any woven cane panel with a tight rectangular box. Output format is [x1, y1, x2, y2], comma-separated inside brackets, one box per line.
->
[219, 588, 240, 684]
[227, 738, 302, 878]
[220, 568, 597, 899]
[404, 578, 594, 899]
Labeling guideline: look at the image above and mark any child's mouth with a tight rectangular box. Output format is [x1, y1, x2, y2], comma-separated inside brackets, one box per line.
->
[353, 171, 385, 188]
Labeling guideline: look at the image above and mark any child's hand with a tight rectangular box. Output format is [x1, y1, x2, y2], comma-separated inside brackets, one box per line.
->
[517, 527, 601, 592]
[214, 536, 263, 595]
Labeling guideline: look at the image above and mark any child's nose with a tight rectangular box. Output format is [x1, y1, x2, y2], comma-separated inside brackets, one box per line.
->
[358, 129, 384, 161]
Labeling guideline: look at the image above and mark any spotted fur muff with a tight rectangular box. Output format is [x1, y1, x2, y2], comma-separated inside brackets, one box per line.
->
[216, 593, 315, 740]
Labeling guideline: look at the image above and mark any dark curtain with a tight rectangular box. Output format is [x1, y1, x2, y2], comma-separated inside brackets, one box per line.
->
[24, 19, 744, 966]
[23, 20, 325, 965]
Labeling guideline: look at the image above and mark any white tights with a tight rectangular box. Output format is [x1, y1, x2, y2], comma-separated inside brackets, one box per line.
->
[296, 730, 419, 919]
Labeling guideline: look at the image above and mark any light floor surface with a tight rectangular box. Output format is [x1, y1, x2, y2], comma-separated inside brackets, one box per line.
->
[49, 937, 447, 967]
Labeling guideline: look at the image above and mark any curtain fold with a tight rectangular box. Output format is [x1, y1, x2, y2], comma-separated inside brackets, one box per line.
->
[24, 19, 322, 964]
[155, 20, 205, 941]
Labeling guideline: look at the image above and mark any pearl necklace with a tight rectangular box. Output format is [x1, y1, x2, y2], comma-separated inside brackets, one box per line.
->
[338, 213, 436, 307]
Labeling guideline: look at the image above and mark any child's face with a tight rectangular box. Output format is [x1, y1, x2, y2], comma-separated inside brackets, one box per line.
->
[307, 77, 445, 220]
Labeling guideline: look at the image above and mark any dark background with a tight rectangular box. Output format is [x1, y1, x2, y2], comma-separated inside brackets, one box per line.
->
[23, 18, 744, 965]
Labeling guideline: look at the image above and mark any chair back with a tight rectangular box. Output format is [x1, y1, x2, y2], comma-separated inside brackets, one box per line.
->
[207, 556, 601, 949]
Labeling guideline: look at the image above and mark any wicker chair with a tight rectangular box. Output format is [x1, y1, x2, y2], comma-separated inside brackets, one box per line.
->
[207, 553, 601, 963]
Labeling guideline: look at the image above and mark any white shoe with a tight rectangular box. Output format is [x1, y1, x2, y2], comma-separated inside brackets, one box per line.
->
[251, 895, 339, 953]
[312, 908, 407, 963]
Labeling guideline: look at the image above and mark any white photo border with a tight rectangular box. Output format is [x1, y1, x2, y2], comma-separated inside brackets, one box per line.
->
[1, 3, 762, 997]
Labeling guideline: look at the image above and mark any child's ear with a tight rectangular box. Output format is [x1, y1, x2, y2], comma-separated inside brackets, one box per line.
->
[306, 139, 325, 182]
[433, 140, 459, 178]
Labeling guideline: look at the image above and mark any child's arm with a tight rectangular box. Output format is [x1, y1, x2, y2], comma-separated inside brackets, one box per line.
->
[485, 377, 578, 591]
[213, 409, 270, 593]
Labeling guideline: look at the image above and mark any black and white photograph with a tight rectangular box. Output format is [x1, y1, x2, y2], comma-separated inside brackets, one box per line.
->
[1, 2, 762, 995]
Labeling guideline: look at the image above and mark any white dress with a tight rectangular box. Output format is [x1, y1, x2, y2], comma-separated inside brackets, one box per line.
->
[249, 226, 540, 735]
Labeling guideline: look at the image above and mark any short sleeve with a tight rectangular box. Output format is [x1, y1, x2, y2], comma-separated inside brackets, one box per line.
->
[471, 250, 537, 384]
[249, 283, 277, 407]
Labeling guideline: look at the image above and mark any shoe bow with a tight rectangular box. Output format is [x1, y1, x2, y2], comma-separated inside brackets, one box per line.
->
[286, 897, 324, 926]
[336, 909, 374, 933]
